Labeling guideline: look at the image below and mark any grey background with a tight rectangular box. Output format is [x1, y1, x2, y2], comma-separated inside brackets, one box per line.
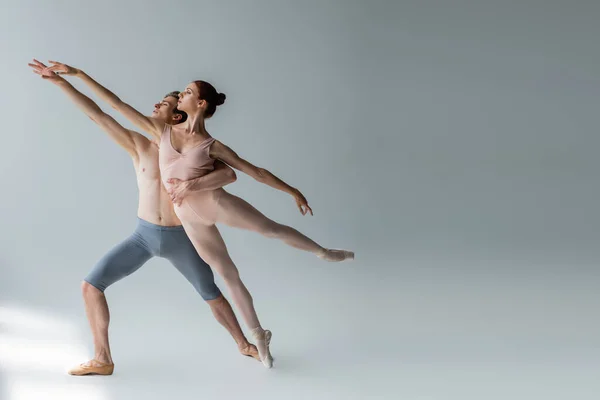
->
[1, 0, 599, 399]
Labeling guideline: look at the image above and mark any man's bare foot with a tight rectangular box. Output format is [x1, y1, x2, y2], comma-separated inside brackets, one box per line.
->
[239, 342, 260, 361]
[68, 359, 114, 376]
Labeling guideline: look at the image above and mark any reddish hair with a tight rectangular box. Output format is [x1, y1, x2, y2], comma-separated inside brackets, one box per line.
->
[194, 80, 226, 118]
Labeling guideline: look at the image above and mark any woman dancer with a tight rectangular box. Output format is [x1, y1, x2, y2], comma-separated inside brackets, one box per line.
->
[156, 81, 354, 368]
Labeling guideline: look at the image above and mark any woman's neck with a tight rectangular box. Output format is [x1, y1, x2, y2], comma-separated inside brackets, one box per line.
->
[183, 112, 207, 136]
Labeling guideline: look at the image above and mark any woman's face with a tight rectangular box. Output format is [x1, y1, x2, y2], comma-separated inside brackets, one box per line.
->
[177, 82, 201, 113]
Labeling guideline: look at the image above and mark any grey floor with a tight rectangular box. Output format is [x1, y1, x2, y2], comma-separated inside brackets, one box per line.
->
[2, 246, 599, 400]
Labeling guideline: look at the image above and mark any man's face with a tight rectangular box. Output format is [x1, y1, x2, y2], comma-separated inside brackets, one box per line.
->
[152, 96, 179, 122]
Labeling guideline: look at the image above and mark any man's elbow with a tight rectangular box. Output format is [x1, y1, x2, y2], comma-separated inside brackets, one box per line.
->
[91, 112, 106, 124]
[95, 113, 116, 130]
[111, 99, 125, 110]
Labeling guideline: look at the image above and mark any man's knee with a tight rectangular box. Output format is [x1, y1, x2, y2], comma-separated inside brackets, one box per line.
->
[199, 284, 222, 302]
[81, 280, 103, 297]
[205, 293, 226, 307]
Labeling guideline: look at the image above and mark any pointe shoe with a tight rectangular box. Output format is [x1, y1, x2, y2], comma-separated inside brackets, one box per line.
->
[251, 328, 273, 368]
[68, 359, 114, 376]
[317, 248, 355, 262]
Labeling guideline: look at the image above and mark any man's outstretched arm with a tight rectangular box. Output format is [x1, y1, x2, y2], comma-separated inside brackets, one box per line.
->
[46, 60, 165, 141]
[29, 59, 147, 157]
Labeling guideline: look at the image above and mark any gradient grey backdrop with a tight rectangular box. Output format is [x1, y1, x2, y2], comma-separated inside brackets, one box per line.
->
[1, 1, 599, 399]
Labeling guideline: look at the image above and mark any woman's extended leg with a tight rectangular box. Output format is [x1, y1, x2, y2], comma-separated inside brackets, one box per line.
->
[217, 192, 354, 262]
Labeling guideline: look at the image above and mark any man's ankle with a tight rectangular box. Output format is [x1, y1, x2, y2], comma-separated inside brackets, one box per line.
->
[94, 349, 112, 364]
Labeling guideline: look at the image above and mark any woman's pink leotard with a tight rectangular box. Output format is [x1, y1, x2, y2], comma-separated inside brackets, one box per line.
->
[159, 124, 223, 224]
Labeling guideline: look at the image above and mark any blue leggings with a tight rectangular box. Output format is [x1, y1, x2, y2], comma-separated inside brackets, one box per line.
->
[84, 218, 221, 300]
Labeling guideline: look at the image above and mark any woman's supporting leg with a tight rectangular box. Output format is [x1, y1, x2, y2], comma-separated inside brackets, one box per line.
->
[180, 219, 273, 367]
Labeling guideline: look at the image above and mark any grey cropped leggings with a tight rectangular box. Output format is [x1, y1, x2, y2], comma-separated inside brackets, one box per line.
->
[84, 218, 222, 300]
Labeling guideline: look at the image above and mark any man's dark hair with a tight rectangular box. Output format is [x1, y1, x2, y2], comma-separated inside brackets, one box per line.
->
[164, 91, 187, 123]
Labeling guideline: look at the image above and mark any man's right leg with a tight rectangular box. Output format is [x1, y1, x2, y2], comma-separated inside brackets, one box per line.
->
[69, 228, 153, 375]
[81, 281, 112, 366]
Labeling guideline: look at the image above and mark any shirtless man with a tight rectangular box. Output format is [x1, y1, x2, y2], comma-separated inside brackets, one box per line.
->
[28, 59, 259, 376]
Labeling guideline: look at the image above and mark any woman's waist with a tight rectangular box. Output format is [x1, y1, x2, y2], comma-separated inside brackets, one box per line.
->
[182, 187, 226, 200]
[174, 188, 226, 224]
[160, 164, 214, 182]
